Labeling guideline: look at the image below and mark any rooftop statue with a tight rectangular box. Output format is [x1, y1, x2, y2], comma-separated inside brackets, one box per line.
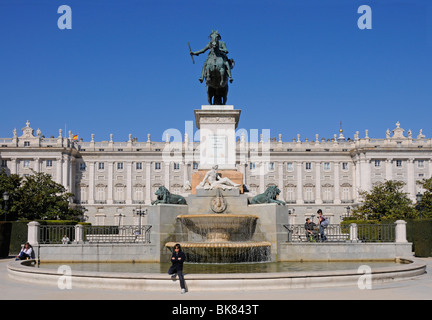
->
[189, 30, 234, 105]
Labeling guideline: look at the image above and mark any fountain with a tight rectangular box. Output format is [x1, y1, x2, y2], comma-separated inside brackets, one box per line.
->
[165, 189, 272, 263]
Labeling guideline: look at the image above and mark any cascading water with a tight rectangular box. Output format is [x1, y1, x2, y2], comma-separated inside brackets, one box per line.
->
[165, 190, 271, 263]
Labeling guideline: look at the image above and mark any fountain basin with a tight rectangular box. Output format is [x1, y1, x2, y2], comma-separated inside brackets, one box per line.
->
[165, 241, 272, 263]
[177, 214, 258, 242]
[172, 213, 267, 262]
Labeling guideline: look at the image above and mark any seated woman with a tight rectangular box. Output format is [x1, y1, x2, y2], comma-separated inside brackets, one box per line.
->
[304, 218, 319, 242]
[15, 242, 33, 260]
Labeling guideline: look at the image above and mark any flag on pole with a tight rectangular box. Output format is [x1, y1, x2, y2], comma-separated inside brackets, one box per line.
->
[72, 134, 79, 141]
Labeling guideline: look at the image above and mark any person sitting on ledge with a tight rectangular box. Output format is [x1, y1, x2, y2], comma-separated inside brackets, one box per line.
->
[15, 242, 33, 260]
[304, 218, 318, 242]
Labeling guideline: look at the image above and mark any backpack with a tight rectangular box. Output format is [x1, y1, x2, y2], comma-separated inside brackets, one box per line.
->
[321, 218, 329, 228]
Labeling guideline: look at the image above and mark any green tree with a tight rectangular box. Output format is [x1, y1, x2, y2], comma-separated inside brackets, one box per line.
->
[8, 170, 85, 221]
[417, 178, 432, 218]
[0, 169, 22, 221]
[353, 180, 417, 221]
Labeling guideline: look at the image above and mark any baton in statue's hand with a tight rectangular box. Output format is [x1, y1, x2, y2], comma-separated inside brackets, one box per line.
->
[188, 42, 195, 64]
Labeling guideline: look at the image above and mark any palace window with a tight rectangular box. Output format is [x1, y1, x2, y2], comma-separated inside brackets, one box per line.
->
[155, 162, 161, 170]
[323, 187, 332, 202]
[46, 160, 53, 167]
[134, 187, 144, 202]
[305, 187, 314, 201]
[323, 162, 330, 171]
[396, 160, 402, 168]
[285, 187, 295, 202]
[117, 162, 124, 170]
[173, 163, 180, 170]
[23, 160, 30, 168]
[268, 162, 275, 171]
[286, 162, 293, 171]
[98, 162, 105, 170]
[136, 162, 143, 170]
[305, 162, 312, 170]
[342, 187, 350, 202]
[342, 162, 348, 170]
[374, 160, 381, 168]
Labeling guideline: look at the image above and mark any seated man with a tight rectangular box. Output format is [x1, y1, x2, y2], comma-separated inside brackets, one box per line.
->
[304, 218, 319, 242]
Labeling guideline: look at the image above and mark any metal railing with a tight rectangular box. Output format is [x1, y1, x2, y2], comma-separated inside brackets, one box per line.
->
[356, 223, 395, 242]
[84, 225, 152, 243]
[39, 225, 152, 244]
[283, 223, 396, 243]
[284, 224, 349, 242]
[39, 225, 75, 244]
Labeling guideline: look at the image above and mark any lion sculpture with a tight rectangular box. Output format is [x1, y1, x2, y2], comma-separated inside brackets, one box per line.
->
[151, 186, 187, 205]
[250, 185, 286, 205]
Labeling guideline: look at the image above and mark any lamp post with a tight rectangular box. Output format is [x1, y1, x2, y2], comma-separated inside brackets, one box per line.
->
[3, 192, 9, 222]
[416, 192, 423, 219]
[133, 206, 148, 235]
[341, 206, 351, 220]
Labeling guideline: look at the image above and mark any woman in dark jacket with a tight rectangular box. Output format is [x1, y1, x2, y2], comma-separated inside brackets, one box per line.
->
[168, 243, 186, 293]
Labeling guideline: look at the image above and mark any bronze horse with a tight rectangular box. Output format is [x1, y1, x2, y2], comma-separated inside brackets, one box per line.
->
[190, 31, 234, 105]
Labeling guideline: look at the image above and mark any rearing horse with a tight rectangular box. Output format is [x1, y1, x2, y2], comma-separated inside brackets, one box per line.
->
[190, 31, 234, 105]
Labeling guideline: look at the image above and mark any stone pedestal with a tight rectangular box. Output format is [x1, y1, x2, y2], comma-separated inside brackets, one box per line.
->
[194, 105, 241, 170]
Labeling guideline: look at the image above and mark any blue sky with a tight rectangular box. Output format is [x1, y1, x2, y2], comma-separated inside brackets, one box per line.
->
[0, 0, 431, 143]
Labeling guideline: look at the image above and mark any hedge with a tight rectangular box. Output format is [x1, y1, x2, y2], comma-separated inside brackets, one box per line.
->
[406, 219, 432, 257]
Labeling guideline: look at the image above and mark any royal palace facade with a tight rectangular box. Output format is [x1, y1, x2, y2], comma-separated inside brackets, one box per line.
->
[1, 120, 431, 225]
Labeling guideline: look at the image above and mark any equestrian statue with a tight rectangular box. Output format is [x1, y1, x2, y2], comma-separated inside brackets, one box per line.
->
[189, 30, 234, 105]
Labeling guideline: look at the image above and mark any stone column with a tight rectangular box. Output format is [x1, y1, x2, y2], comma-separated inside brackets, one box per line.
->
[259, 162, 265, 193]
[107, 162, 113, 204]
[315, 161, 322, 204]
[10, 158, 17, 175]
[74, 224, 84, 243]
[349, 223, 358, 242]
[385, 158, 393, 181]
[429, 159, 432, 179]
[62, 155, 69, 190]
[359, 154, 371, 193]
[355, 157, 361, 199]
[69, 158, 74, 196]
[352, 161, 358, 202]
[240, 162, 246, 186]
[278, 162, 284, 200]
[88, 161, 95, 204]
[407, 158, 415, 201]
[126, 161, 132, 204]
[33, 157, 40, 173]
[334, 161, 341, 204]
[183, 161, 189, 189]
[56, 157, 62, 184]
[27, 221, 40, 246]
[296, 162, 303, 204]
[165, 162, 170, 190]
[145, 162, 151, 204]
[395, 220, 408, 243]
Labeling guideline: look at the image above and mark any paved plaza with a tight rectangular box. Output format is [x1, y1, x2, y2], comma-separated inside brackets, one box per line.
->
[1, 256, 431, 300]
